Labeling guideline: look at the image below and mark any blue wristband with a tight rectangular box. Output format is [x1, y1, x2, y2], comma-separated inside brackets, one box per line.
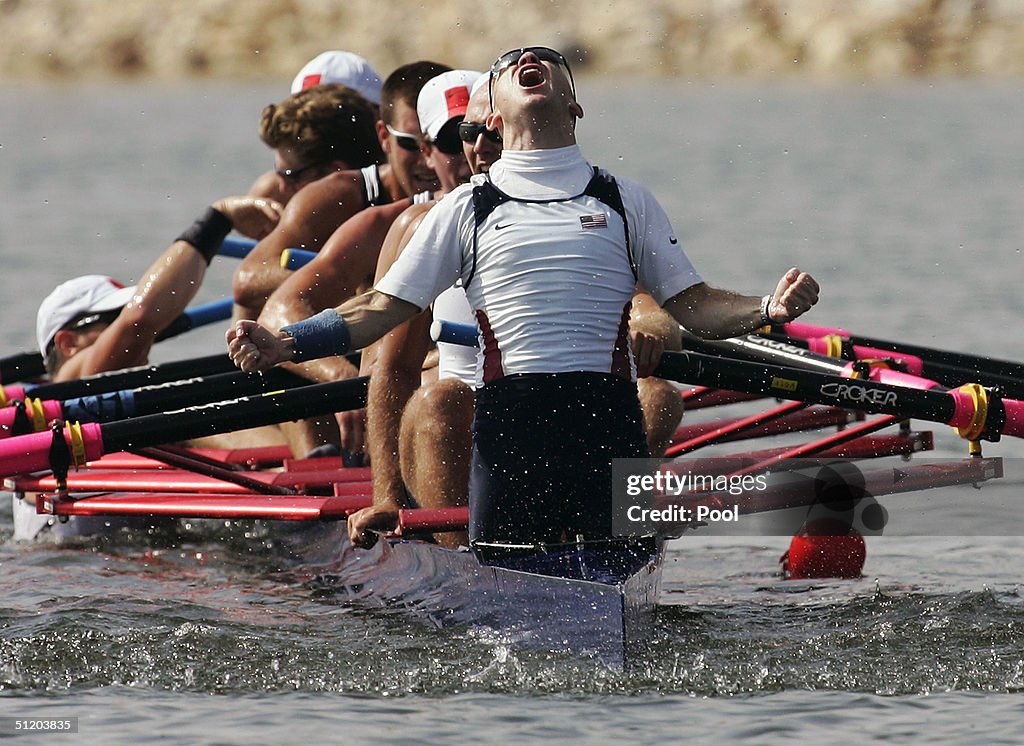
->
[281, 309, 352, 362]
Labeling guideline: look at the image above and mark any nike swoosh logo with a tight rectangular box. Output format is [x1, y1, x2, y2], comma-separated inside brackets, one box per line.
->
[494, 223, 514, 231]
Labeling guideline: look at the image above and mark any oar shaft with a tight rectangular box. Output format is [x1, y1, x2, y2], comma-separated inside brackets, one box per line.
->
[280, 248, 318, 270]
[0, 376, 368, 479]
[217, 236, 257, 258]
[99, 376, 369, 453]
[0, 352, 46, 385]
[783, 321, 1024, 381]
[771, 331, 1024, 398]
[56, 368, 312, 426]
[431, 319, 1022, 440]
[654, 350, 960, 428]
[9, 354, 236, 403]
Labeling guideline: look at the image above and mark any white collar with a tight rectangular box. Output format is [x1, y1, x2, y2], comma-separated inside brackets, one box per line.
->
[487, 145, 593, 199]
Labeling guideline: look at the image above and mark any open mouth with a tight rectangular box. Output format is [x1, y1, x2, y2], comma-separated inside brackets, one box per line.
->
[517, 64, 546, 89]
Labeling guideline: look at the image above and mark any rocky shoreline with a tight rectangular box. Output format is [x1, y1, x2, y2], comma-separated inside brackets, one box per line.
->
[2, 0, 1023, 82]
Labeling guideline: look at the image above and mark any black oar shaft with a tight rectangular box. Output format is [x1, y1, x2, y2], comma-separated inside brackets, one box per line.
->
[763, 332, 1024, 398]
[0, 352, 45, 384]
[59, 368, 312, 424]
[25, 354, 236, 401]
[121, 368, 311, 415]
[682, 331, 848, 376]
[654, 351, 959, 425]
[783, 325, 1024, 381]
[98, 376, 368, 452]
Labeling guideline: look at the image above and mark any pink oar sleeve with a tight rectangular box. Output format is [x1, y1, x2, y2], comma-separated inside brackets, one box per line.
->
[0, 422, 104, 479]
[0, 400, 63, 439]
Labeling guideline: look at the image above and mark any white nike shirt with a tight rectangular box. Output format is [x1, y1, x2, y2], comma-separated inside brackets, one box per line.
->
[375, 145, 702, 386]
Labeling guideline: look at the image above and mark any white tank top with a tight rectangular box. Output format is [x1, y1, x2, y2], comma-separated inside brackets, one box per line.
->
[360, 164, 385, 206]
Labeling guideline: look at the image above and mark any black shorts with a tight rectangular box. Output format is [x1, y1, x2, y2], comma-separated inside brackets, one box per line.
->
[468, 372, 647, 545]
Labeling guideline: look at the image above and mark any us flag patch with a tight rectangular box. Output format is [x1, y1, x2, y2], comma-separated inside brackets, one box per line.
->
[580, 213, 608, 229]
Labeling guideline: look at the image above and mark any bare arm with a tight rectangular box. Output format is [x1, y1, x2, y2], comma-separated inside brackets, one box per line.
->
[663, 268, 819, 339]
[58, 196, 280, 381]
[232, 172, 366, 315]
[368, 312, 433, 500]
[227, 289, 421, 373]
[355, 211, 435, 526]
[247, 169, 289, 206]
[254, 200, 418, 455]
[257, 199, 414, 384]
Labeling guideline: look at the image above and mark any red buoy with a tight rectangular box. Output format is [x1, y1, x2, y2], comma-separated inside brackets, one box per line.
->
[780, 520, 866, 579]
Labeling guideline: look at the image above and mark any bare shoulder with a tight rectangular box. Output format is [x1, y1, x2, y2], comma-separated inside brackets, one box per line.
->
[394, 202, 435, 237]
[286, 169, 366, 215]
[357, 197, 418, 231]
[373, 204, 435, 283]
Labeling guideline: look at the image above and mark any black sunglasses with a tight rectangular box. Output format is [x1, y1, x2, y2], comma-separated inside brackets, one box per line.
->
[458, 121, 502, 145]
[274, 162, 321, 184]
[428, 123, 465, 156]
[66, 308, 122, 332]
[488, 46, 576, 109]
[47, 308, 122, 353]
[386, 124, 425, 152]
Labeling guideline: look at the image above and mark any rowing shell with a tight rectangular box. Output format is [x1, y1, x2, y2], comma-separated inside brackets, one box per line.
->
[317, 536, 665, 669]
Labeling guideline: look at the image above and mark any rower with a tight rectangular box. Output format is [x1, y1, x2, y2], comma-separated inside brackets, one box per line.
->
[346, 74, 496, 548]
[233, 60, 451, 320]
[248, 50, 385, 205]
[227, 45, 820, 550]
[38, 198, 279, 383]
[253, 66, 469, 459]
[347, 71, 686, 547]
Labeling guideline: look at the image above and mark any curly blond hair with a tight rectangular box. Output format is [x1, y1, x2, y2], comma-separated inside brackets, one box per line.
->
[259, 83, 383, 169]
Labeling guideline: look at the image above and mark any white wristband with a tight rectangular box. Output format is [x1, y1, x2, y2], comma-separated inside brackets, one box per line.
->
[759, 295, 773, 326]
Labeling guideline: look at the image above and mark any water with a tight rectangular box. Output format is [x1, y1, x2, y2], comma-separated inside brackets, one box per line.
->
[2, 78, 1024, 743]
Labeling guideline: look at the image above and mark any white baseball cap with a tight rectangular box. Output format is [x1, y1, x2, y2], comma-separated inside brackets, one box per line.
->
[36, 275, 137, 353]
[417, 70, 483, 141]
[290, 51, 384, 105]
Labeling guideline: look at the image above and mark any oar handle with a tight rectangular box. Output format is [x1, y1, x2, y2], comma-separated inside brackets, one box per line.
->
[280, 248, 318, 271]
[217, 236, 257, 258]
[431, 320, 479, 347]
[154, 298, 234, 342]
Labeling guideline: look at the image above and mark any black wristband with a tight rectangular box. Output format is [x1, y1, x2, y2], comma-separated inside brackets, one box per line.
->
[176, 206, 232, 265]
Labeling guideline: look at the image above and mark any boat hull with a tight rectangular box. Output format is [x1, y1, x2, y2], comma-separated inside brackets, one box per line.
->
[319, 537, 664, 668]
